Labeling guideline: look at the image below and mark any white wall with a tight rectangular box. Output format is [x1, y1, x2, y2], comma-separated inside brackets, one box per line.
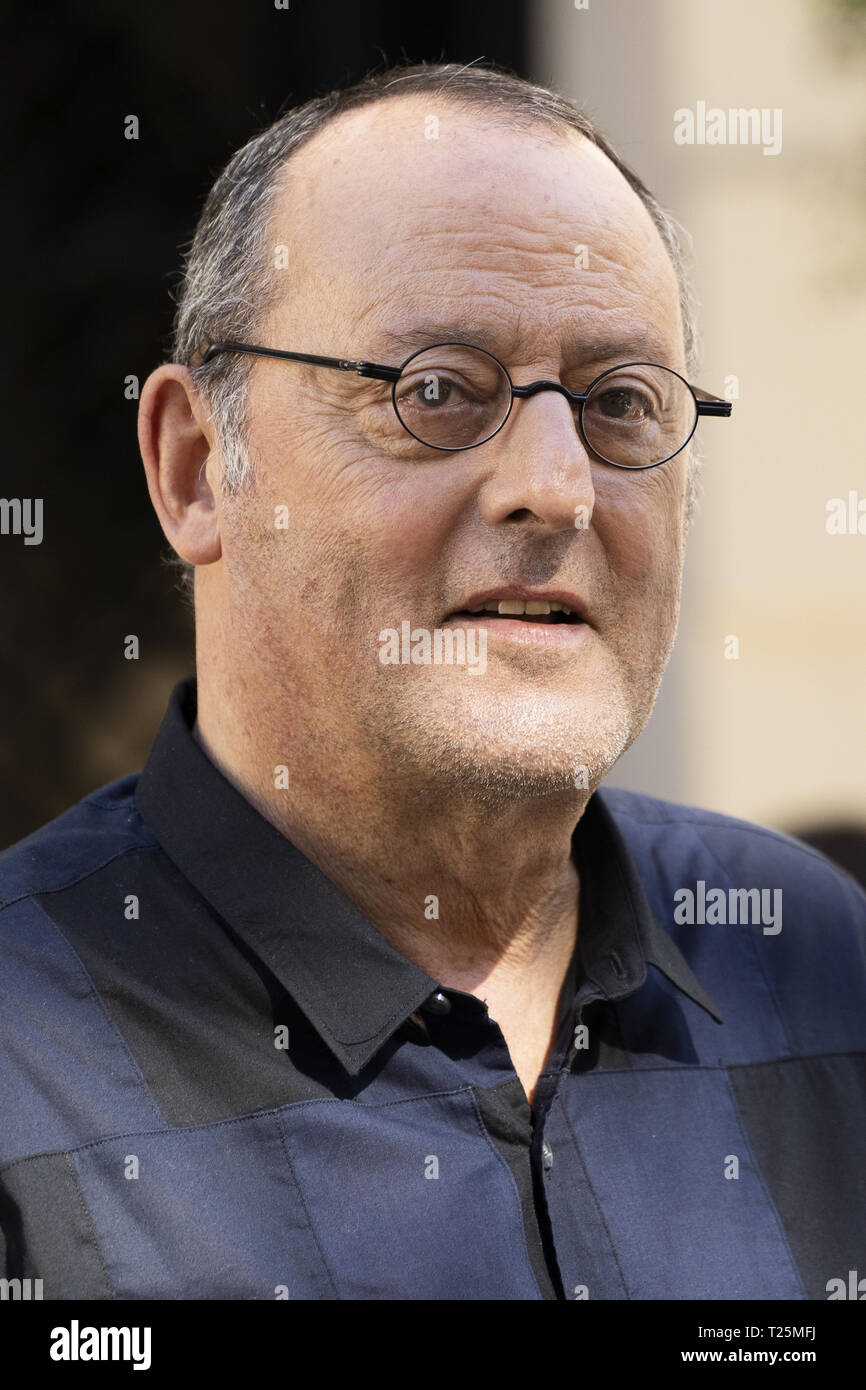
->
[529, 0, 866, 829]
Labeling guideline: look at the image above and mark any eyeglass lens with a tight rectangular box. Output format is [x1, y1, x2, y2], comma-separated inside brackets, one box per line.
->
[392, 344, 697, 465]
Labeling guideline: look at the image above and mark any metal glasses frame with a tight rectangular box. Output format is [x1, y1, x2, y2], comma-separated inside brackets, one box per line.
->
[201, 339, 733, 469]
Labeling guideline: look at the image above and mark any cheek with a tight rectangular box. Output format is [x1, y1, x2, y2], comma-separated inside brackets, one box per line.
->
[255, 409, 472, 605]
[358, 474, 472, 592]
[592, 463, 686, 589]
[292, 428, 469, 577]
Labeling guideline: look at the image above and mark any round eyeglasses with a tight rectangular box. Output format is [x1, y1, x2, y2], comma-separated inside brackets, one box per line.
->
[201, 338, 732, 469]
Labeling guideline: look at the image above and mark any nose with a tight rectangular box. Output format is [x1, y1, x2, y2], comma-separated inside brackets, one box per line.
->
[476, 383, 596, 534]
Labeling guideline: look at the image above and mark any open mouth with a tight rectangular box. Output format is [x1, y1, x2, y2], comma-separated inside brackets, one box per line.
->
[450, 600, 584, 625]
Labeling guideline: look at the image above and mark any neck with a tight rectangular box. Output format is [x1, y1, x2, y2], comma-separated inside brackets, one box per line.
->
[192, 668, 585, 1009]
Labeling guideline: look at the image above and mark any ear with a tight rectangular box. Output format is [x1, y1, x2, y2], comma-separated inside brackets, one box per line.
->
[137, 364, 222, 566]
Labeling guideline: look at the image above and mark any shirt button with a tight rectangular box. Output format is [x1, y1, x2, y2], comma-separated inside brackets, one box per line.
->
[608, 950, 626, 979]
[422, 990, 451, 1015]
[542, 1141, 554, 1172]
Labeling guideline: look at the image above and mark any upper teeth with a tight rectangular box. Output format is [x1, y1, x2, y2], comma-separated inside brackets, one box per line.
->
[468, 600, 572, 615]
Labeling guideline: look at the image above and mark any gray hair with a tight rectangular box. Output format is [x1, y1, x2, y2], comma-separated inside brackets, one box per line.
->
[167, 61, 702, 602]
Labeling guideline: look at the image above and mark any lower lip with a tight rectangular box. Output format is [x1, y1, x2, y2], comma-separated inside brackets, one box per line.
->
[444, 615, 590, 647]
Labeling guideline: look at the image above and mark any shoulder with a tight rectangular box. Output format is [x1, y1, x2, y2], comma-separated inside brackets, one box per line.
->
[0, 774, 155, 915]
[597, 785, 866, 928]
[0, 777, 166, 1166]
[597, 788, 866, 1055]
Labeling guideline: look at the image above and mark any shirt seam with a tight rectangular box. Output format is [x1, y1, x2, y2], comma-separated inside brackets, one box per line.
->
[719, 1066, 808, 1298]
[4, 1055, 861, 1177]
[466, 1086, 548, 1302]
[0, 1084, 483, 1177]
[65, 1150, 117, 1300]
[606, 800, 850, 866]
[272, 1112, 341, 1300]
[554, 1087, 630, 1299]
[0, 843, 161, 915]
[690, 827, 795, 1055]
[8, 896, 167, 1132]
[558, 1050, 866, 1080]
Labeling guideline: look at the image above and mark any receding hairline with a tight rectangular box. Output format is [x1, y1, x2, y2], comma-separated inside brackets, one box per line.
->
[271, 88, 666, 253]
[288, 82, 602, 150]
[178, 64, 696, 375]
[260, 90, 679, 350]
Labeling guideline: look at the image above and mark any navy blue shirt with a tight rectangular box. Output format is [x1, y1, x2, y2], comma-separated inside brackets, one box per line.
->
[1, 676, 865, 1300]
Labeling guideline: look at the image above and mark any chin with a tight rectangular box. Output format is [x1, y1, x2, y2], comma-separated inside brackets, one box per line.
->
[374, 684, 638, 808]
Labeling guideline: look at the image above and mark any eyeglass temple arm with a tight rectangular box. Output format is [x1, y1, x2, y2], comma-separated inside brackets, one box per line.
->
[201, 341, 401, 382]
[201, 344, 734, 414]
[694, 392, 732, 417]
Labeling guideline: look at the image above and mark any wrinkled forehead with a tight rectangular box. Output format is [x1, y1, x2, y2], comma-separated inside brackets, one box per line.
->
[263, 96, 683, 367]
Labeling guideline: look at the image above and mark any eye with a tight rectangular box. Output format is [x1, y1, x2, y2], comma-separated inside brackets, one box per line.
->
[591, 386, 656, 421]
[398, 372, 465, 409]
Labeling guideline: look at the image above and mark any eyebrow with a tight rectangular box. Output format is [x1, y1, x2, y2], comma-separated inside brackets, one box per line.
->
[376, 323, 673, 366]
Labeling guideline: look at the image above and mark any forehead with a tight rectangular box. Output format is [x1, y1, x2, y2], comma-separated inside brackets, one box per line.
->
[266, 96, 682, 364]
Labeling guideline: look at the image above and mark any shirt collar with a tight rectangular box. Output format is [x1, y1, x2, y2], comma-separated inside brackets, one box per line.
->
[572, 789, 724, 1025]
[135, 677, 722, 1077]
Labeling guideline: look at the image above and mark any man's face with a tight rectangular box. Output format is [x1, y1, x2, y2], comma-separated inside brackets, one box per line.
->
[214, 99, 689, 802]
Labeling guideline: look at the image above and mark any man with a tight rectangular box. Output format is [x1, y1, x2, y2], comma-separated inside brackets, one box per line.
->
[1, 62, 864, 1302]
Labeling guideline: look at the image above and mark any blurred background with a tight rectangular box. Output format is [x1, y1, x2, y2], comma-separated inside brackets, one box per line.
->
[3, 0, 864, 881]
